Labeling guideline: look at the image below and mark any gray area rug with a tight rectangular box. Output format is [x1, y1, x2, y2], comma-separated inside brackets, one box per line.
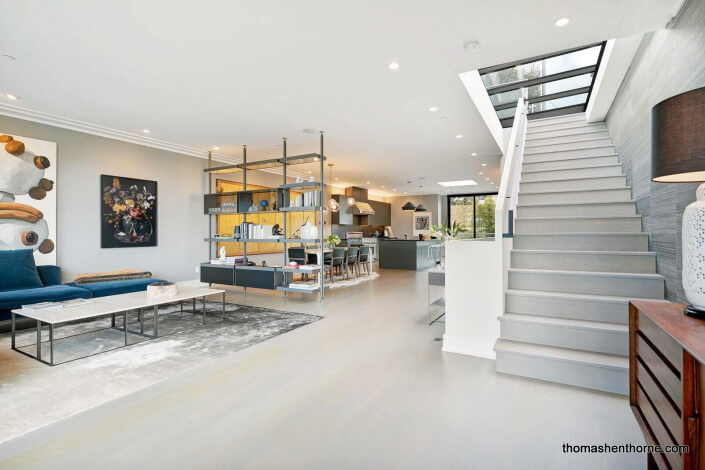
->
[0, 302, 321, 443]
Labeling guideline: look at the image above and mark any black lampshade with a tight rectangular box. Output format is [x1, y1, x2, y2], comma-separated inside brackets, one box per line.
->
[401, 202, 416, 211]
[415, 204, 428, 212]
[652, 87, 705, 182]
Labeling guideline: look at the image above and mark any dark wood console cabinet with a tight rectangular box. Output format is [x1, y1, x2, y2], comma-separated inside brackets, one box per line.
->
[629, 300, 705, 469]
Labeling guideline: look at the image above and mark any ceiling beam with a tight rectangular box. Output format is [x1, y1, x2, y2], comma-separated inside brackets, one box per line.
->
[486, 65, 596, 96]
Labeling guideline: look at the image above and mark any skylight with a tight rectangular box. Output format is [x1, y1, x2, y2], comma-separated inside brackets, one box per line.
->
[438, 180, 478, 187]
[479, 42, 606, 127]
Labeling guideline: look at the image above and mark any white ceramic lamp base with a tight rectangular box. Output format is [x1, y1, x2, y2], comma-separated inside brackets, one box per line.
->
[683, 183, 705, 316]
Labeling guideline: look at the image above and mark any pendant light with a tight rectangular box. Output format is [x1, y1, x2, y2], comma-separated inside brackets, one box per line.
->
[346, 195, 356, 206]
[415, 204, 428, 212]
[401, 202, 416, 211]
[327, 163, 339, 213]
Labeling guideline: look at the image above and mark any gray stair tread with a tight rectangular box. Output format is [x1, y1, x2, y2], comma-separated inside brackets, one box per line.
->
[525, 154, 619, 164]
[508, 267, 664, 280]
[521, 163, 623, 174]
[527, 124, 606, 135]
[529, 113, 585, 124]
[505, 288, 666, 304]
[516, 200, 634, 208]
[515, 215, 641, 221]
[519, 186, 630, 195]
[511, 249, 655, 256]
[520, 174, 625, 183]
[525, 144, 614, 155]
[525, 136, 612, 146]
[500, 313, 627, 332]
[515, 231, 646, 236]
[494, 339, 628, 370]
[527, 129, 607, 139]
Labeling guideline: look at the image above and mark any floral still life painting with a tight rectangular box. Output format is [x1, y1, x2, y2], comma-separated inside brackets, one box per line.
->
[101, 175, 157, 248]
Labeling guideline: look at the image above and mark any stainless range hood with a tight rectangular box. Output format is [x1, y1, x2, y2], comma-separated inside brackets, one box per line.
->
[352, 201, 375, 215]
[345, 186, 376, 215]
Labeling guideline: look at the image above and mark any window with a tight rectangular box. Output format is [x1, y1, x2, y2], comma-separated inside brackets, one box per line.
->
[479, 42, 606, 127]
[447, 193, 497, 239]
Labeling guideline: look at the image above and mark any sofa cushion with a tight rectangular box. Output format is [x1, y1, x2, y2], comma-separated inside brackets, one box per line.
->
[0, 284, 92, 311]
[0, 249, 43, 292]
[66, 278, 164, 298]
[37, 265, 62, 286]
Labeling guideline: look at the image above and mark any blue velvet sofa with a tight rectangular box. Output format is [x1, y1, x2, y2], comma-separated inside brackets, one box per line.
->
[0, 249, 163, 323]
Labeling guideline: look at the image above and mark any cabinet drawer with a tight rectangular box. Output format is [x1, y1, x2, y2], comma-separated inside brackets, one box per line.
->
[200, 265, 235, 285]
[637, 335, 682, 411]
[639, 310, 682, 373]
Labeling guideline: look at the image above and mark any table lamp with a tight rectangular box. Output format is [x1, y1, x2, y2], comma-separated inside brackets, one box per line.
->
[652, 87, 705, 317]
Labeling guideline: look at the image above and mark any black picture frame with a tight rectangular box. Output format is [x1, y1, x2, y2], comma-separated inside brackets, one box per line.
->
[100, 174, 158, 248]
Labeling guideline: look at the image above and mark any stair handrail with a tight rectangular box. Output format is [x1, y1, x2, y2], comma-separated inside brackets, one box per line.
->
[495, 98, 528, 239]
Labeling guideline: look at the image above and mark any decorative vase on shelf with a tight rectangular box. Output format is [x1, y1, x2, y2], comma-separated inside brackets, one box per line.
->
[683, 183, 705, 312]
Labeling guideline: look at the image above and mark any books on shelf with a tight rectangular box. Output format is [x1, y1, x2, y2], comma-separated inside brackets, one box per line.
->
[210, 256, 245, 265]
[288, 281, 319, 290]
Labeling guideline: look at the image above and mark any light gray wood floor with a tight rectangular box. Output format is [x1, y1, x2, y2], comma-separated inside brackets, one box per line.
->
[0, 268, 645, 469]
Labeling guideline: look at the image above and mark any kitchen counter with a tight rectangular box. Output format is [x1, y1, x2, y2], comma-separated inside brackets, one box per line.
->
[378, 239, 441, 270]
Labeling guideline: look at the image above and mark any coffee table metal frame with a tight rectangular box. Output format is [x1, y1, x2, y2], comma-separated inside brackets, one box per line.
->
[11, 288, 226, 366]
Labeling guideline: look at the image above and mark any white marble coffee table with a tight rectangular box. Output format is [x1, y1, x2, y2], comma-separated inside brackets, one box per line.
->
[11, 284, 225, 366]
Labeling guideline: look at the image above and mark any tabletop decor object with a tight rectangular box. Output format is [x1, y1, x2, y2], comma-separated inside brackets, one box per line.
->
[146, 281, 178, 298]
[326, 234, 340, 249]
[651, 86, 705, 317]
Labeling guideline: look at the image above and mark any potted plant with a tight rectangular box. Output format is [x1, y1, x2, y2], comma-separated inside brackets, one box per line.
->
[431, 221, 467, 267]
[326, 234, 341, 250]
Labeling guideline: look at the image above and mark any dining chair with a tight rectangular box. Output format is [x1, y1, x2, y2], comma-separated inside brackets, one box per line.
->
[358, 245, 371, 275]
[324, 248, 345, 283]
[288, 247, 310, 281]
[345, 246, 360, 279]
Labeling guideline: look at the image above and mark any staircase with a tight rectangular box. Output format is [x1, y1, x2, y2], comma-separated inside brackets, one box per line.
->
[494, 112, 665, 395]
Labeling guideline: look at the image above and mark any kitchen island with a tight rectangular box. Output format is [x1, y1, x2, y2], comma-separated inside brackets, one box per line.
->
[378, 239, 441, 270]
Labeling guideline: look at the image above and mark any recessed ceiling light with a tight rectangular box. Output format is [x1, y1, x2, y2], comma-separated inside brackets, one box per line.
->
[314, 157, 319, 161]
[335, 177, 339, 181]
[429, 106, 438, 112]
[212, 146, 220, 150]
[6, 94, 19, 100]
[456, 134, 463, 139]
[366, 181, 371, 184]
[393, 189, 397, 191]
[388, 62, 400, 70]
[381, 186, 385, 188]
[479, 172, 484, 175]
[142, 129, 151, 133]
[471, 153, 477, 156]
[481, 163, 487, 166]
[485, 178, 490, 181]
[555, 17, 570, 27]
[438, 180, 478, 187]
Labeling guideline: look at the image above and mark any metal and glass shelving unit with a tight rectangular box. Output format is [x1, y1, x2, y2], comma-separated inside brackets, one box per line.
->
[201, 134, 327, 301]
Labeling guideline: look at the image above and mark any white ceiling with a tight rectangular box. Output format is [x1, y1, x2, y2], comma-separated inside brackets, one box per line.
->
[0, 0, 680, 196]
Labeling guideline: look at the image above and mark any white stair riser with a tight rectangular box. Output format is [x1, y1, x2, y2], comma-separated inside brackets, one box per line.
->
[523, 146, 616, 162]
[495, 351, 628, 395]
[523, 155, 619, 171]
[526, 131, 610, 147]
[500, 319, 628, 356]
[513, 234, 649, 251]
[520, 175, 627, 192]
[529, 114, 586, 127]
[506, 292, 630, 324]
[522, 165, 623, 182]
[515, 216, 641, 233]
[519, 188, 633, 204]
[517, 202, 636, 217]
[511, 251, 656, 273]
[508, 271, 664, 298]
[524, 138, 613, 155]
[527, 123, 607, 139]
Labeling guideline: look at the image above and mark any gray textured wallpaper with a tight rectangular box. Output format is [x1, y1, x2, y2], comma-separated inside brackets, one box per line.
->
[606, 0, 705, 302]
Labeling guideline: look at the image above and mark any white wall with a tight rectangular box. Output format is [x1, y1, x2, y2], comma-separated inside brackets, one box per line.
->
[442, 239, 503, 360]
[0, 114, 209, 282]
